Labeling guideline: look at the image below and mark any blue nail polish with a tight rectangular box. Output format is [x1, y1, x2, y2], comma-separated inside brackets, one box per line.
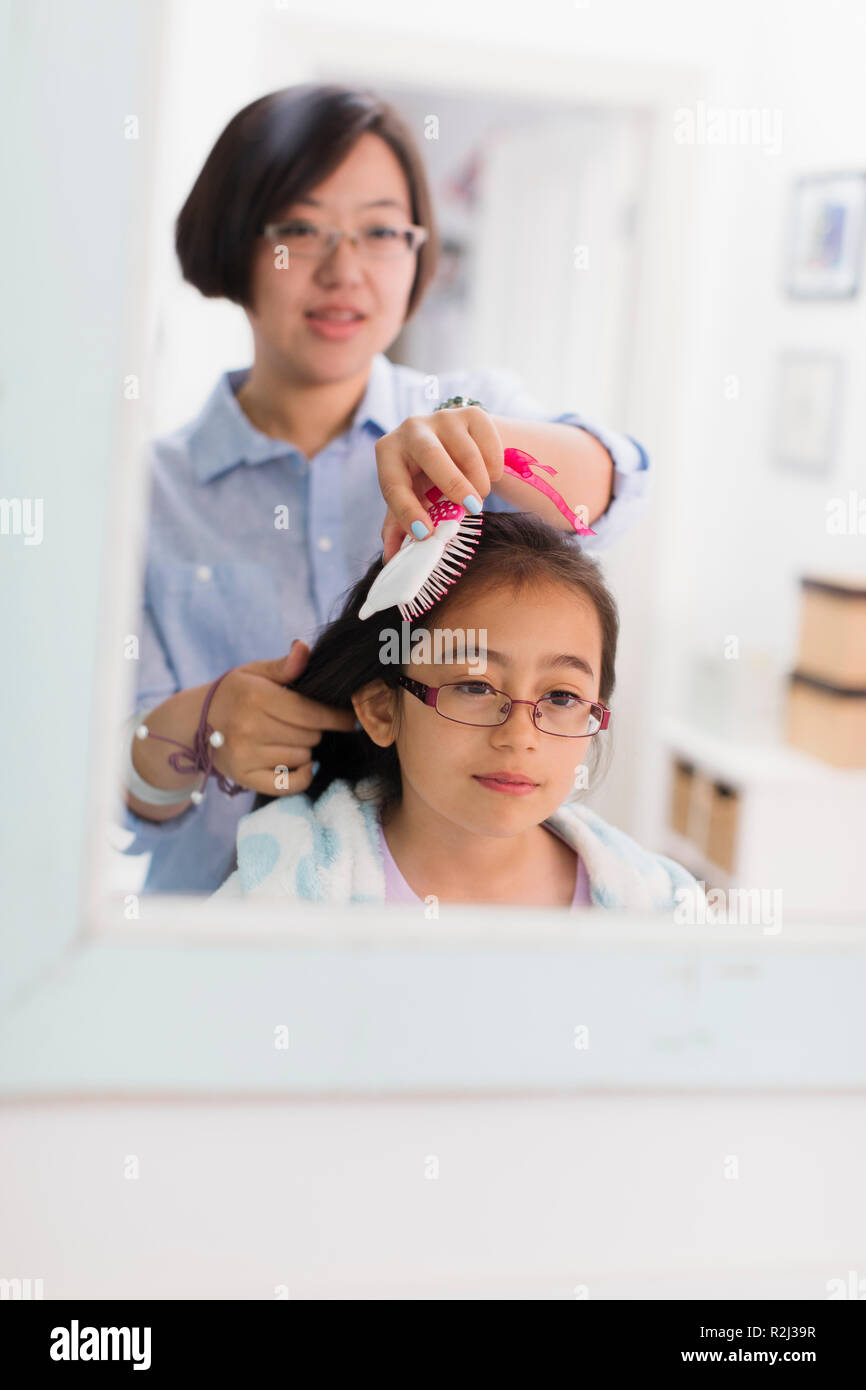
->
[462, 494, 482, 515]
[411, 519, 430, 539]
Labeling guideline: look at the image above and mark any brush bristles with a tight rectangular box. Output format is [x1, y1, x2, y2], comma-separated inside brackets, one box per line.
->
[398, 514, 483, 621]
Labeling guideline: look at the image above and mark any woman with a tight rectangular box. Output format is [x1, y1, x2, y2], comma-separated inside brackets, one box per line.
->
[119, 83, 650, 894]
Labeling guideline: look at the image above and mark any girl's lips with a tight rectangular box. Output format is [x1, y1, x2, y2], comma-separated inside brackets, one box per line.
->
[304, 313, 366, 340]
[472, 775, 538, 796]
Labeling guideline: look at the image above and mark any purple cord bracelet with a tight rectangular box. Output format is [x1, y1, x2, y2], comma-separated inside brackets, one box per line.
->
[134, 669, 246, 805]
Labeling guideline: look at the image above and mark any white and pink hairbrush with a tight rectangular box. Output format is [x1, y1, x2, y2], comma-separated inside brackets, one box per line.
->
[358, 447, 596, 622]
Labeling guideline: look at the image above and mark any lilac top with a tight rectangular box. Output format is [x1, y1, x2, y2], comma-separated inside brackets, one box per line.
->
[378, 821, 592, 907]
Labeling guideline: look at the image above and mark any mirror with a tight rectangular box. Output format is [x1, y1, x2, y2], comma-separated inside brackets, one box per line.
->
[2, 2, 863, 1106]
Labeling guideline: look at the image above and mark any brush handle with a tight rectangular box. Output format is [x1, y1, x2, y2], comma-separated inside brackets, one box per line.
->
[422, 486, 466, 527]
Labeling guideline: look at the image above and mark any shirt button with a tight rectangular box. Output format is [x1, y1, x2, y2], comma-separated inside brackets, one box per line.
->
[316, 536, 333, 551]
[196, 565, 213, 582]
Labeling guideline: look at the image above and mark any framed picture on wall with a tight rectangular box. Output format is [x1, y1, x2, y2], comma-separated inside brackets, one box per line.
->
[772, 352, 843, 477]
[785, 172, 866, 299]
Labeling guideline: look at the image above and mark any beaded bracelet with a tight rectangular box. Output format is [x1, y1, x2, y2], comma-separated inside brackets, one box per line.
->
[132, 669, 246, 806]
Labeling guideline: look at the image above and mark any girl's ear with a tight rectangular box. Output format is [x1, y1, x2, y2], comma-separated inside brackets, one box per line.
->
[352, 680, 398, 748]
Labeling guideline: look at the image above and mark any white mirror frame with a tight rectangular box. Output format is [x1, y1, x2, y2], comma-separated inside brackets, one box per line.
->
[5, 8, 864, 1099]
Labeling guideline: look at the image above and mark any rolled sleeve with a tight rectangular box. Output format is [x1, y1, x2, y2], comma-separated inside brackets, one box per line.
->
[458, 365, 651, 550]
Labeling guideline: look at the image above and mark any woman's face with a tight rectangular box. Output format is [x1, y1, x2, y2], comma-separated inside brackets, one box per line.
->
[381, 579, 606, 838]
[244, 132, 418, 381]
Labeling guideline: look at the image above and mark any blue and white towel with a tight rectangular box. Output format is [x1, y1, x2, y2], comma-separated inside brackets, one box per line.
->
[209, 776, 701, 911]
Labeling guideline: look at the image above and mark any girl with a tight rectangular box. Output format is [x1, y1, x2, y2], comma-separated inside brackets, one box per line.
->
[210, 513, 699, 911]
[119, 82, 650, 895]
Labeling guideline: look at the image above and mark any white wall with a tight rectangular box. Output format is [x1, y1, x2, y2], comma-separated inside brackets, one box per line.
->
[662, 3, 866, 669]
[3, 1094, 865, 1298]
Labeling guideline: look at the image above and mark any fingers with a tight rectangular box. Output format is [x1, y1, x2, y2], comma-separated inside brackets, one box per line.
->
[462, 406, 505, 483]
[277, 759, 315, 795]
[237, 651, 355, 734]
[379, 419, 487, 524]
[377, 408, 504, 543]
[246, 715, 324, 749]
[285, 694, 357, 734]
[280, 640, 310, 682]
[425, 407, 502, 498]
[240, 759, 316, 797]
[256, 743, 323, 767]
[262, 685, 358, 734]
[241, 643, 309, 684]
[381, 507, 408, 565]
[382, 468, 443, 560]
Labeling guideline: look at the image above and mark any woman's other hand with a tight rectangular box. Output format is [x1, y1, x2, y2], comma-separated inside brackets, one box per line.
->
[208, 641, 357, 797]
[375, 405, 505, 563]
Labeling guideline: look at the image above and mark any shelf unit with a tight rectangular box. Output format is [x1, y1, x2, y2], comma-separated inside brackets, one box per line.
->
[658, 716, 865, 916]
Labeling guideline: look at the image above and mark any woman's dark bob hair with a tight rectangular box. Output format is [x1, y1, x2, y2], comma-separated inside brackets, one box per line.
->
[252, 511, 619, 816]
[176, 83, 440, 317]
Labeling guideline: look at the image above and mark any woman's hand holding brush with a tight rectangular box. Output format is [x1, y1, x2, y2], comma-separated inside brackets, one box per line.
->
[375, 404, 505, 563]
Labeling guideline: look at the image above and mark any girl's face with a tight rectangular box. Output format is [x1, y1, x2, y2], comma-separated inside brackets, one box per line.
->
[244, 132, 418, 380]
[373, 579, 606, 838]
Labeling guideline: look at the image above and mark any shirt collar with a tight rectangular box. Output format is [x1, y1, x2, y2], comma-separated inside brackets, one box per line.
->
[187, 351, 401, 485]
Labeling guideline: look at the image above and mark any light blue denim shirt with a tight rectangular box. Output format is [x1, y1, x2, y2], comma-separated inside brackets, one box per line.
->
[118, 352, 650, 893]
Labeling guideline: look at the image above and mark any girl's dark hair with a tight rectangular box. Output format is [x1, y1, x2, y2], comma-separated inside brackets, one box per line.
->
[175, 83, 440, 317]
[254, 511, 619, 815]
